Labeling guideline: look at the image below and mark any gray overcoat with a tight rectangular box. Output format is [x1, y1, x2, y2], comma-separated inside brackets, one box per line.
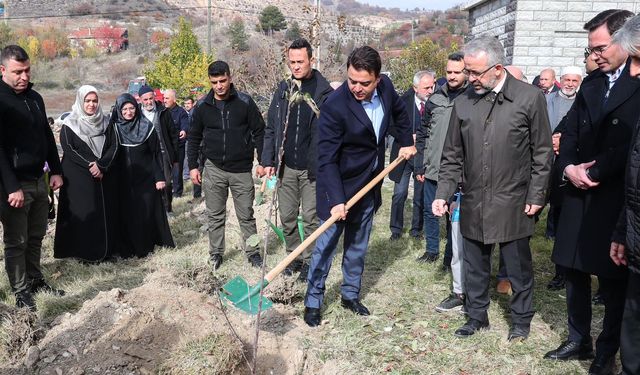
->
[435, 72, 553, 244]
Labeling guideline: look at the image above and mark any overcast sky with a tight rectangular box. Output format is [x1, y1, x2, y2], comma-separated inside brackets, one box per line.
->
[357, 0, 465, 11]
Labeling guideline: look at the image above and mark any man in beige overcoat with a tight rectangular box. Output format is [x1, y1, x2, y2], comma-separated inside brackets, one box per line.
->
[432, 36, 553, 341]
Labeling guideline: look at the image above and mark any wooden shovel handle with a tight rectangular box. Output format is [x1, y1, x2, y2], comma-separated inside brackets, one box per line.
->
[265, 155, 405, 283]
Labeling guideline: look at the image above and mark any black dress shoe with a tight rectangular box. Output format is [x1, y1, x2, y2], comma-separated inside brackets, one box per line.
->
[210, 254, 223, 270]
[454, 318, 489, 338]
[30, 279, 65, 296]
[547, 274, 565, 291]
[416, 253, 439, 263]
[389, 233, 401, 241]
[284, 259, 303, 276]
[340, 298, 370, 316]
[544, 340, 594, 360]
[15, 291, 36, 311]
[507, 324, 530, 342]
[303, 307, 321, 327]
[588, 355, 615, 375]
[248, 253, 263, 268]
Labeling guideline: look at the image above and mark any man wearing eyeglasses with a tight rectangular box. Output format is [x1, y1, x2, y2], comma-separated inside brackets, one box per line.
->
[432, 36, 552, 342]
[545, 9, 639, 375]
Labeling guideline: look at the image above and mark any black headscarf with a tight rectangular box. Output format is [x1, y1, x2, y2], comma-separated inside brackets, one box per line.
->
[112, 93, 154, 146]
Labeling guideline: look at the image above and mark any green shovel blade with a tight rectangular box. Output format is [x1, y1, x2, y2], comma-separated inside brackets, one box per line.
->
[266, 219, 286, 245]
[219, 276, 273, 315]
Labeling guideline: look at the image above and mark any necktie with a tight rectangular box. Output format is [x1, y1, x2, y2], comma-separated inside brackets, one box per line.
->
[419, 101, 425, 116]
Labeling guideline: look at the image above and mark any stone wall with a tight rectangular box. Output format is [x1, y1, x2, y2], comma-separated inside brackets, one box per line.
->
[466, 0, 640, 80]
[467, 0, 517, 64]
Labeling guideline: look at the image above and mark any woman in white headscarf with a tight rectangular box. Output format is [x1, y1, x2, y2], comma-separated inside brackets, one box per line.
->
[54, 85, 120, 262]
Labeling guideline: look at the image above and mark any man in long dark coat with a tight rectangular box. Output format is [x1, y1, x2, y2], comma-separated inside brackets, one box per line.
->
[433, 36, 552, 341]
[545, 9, 639, 375]
[610, 14, 640, 375]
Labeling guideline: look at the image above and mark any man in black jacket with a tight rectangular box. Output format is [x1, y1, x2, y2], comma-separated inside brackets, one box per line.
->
[188, 61, 265, 269]
[545, 10, 638, 375]
[163, 89, 190, 198]
[0, 45, 65, 310]
[262, 39, 333, 281]
[609, 14, 640, 375]
[139, 85, 179, 213]
[387, 71, 433, 243]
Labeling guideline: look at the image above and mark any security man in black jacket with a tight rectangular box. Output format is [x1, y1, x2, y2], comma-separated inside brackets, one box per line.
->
[187, 61, 265, 270]
[262, 39, 333, 281]
[0, 45, 65, 310]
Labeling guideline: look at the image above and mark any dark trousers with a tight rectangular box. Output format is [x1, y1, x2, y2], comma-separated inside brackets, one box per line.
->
[0, 177, 48, 295]
[463, 237, 535, 326]
[305, 196, 374, 309]
[565, 268, 627, 357]
[422, 179, 440, 255]
[172, 143, 186, 197]
[621, 271, 640, 375]
[389, 163, 423, 236]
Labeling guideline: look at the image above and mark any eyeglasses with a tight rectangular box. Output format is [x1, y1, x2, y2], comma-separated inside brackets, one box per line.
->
[584, 44, 611, 57]
[463, 64, 497, 78]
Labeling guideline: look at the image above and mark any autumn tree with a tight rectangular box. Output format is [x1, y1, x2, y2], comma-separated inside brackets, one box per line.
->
[144, 17, 214, 98]
[228, 17, 249, 52]
[259, 5, 287, 34]
[0, 23, 14, 48]
[285, 21, 302, 41]
[387, 38, 458, 91]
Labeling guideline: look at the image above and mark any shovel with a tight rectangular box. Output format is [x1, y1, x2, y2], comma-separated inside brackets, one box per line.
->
[220, 155, 406, 315]
[254, 177, 268, 206]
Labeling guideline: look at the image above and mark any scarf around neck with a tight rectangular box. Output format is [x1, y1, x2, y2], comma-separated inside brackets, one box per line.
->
[112, 93, 154, 147]
[63, 85, 109, 157]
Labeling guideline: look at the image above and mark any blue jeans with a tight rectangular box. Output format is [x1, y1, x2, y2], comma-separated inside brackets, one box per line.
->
[422, 179, 440, 256]
[389, 162, 423, 236]
[305, 196, 375, 309]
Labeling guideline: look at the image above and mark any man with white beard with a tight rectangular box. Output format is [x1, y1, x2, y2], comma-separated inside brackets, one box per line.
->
[546, 67, 583, 132]
[544, 66, 584, 290]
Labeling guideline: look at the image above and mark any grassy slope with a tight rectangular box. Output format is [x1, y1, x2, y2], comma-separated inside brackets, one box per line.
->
[0, 181, 600, 374]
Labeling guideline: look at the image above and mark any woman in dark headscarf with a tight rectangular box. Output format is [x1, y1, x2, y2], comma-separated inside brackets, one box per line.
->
[54, 85, 120, 262]
[113, 93, 174, 257]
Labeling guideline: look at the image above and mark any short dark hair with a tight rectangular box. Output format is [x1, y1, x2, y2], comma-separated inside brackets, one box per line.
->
[288, 38, 313, 59]
[208, 61, 231, 77]
[1, 45, 30, 65]
[183, 96, 194, 103]
[347, 46, 382, 77]
[584, 9, 634, 35]
[448, 52, 464, 61]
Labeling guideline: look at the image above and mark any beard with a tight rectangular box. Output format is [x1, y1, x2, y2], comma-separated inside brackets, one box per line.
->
[561, 87, 577, 97]
[472, 75, 498, 95]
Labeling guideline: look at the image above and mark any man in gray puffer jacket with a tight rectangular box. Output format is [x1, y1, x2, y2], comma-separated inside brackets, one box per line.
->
[415, 52, 468, 273]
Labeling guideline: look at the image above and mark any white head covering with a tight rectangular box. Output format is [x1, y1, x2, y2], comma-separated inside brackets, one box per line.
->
[63, 85, 109, 157]
[561, 66, 584, 77]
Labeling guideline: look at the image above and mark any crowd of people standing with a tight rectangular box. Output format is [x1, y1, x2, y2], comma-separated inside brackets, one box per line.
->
[2, 8, 640, 374]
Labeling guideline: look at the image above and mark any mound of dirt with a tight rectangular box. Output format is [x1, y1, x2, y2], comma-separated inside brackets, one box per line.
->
[23, 279, 318, 374]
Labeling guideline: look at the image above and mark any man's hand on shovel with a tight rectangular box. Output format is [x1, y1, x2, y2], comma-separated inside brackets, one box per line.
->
[331, 203, 347, 221]
[398, 145, 417, 160]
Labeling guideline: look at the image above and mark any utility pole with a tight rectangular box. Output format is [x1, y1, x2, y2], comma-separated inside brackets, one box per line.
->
[411, 20, 415, 43]
[207, 0, 212, 55]
[315, 0, 321, 71]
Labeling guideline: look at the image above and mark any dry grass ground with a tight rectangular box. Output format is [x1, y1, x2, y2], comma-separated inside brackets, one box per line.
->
[0, 178, 606, 374]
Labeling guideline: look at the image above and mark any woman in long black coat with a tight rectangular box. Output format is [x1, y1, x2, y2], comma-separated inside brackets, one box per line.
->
[113, 94, 174, 257]
[54, 85, 119, 262]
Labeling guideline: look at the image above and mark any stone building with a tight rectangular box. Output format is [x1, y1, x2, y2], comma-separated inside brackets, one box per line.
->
[463, 0, 640, 79]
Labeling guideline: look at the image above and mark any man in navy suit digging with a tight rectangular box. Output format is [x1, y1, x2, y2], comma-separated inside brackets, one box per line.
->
[303, 46, 416, 326]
